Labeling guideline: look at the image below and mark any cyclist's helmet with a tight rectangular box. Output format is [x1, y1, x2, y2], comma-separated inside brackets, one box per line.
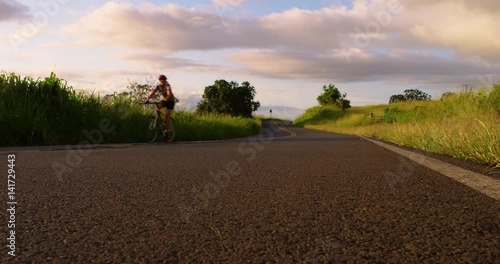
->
[158, 74, 167, 81]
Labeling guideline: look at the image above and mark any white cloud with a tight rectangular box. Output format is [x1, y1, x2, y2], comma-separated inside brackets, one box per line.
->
[212, 0, 247, 8]
[120, 53, 231, 73]
[401, 0, 500, 60]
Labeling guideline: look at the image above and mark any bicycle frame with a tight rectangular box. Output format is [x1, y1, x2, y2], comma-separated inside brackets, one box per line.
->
[143, 100, 178, 142]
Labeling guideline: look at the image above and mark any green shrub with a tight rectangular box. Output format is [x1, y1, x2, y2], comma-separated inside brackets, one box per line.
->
[294, 106, 344, 126]
[488, 85, 500, 111]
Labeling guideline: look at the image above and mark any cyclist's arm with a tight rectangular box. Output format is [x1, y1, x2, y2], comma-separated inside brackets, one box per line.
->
[146, 88, 157, 101]
[166, 85, 173, 101]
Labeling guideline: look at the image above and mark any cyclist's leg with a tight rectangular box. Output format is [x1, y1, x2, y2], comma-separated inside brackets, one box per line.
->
[165, 101, 175, 131]
[165, 109, 172, 131]
[156, 103, 165, 130]
[156, 102, 164, 113]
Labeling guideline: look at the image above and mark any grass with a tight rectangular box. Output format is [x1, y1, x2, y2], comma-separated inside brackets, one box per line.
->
[0, 72, 261, 146]
[294, 87, 500, 168]
[293, 106, 346, 126]
[172, 111, 261, 141]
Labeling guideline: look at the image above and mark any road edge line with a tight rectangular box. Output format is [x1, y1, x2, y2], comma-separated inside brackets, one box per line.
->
[360, 136, 500, 201]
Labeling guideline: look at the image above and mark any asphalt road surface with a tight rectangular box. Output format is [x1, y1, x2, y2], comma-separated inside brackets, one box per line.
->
[1, 121, 499, 263]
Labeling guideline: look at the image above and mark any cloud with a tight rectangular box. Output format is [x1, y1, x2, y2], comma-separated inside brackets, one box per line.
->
[61, 1, 399, 52]
[176, 93, 203, 111]
[62, 2, 244, 51]
[58, 1, 500, 85]
[401, 0, 500, 60]
[403, 0, 500, 13]
[120, 53, 230, 73]
[232, 49, 500, 85]
[212, 0, 247, 8]
[0, 0, 30, 22]
[63, 1, 500, 58]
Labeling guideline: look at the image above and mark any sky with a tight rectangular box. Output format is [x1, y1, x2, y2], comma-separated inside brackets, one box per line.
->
[1, 0, 500, 120]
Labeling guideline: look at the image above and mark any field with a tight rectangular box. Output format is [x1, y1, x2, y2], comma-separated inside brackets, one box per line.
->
[294, 87, 500, 168]
[0, 72, 261, 146]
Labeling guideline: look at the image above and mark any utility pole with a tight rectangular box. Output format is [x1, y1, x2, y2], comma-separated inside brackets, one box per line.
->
[463, 84, 472, 92]
[270, 109, 273, 119]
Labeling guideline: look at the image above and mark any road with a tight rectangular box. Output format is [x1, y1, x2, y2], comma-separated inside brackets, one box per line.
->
[1, 121, 499, 263]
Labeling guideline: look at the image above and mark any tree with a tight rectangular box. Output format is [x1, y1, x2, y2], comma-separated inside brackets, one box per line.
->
[336, 97, 351, 110]
[403, 89, 431, 101]
[389, 94, 406, 103]
[317, 84, 351, 111]
[389, 89, 431, 103]
[103, 81, 151, 104]
[440, 92, 455, 100]
[196, 80, 260, 117]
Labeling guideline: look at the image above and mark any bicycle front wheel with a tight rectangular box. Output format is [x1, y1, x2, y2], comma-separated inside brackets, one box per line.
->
[165, 119, 175, 143]
[146, 116, 159, 142]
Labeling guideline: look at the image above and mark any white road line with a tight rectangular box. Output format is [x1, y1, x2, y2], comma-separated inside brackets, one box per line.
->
[360, 137, 500, 201]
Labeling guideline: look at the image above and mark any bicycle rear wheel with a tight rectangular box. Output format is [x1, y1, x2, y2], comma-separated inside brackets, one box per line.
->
[146, 116, 159, 142]
[165, 119, 175, 142]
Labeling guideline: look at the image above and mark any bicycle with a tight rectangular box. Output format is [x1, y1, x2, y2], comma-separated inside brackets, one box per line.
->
[143, 99, 179, 143]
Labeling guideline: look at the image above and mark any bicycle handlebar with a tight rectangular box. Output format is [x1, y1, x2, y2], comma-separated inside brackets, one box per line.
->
[143, 98, 180, 105]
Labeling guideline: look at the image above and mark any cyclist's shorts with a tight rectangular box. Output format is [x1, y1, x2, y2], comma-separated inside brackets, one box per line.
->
[161, 100, 175, 110]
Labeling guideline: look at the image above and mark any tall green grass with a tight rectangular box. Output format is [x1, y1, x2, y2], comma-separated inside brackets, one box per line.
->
[173, 112, 261, 141]
[0, 72, 108, 145]
[0, 72, 260, 146]
[295, 87, 500, 167]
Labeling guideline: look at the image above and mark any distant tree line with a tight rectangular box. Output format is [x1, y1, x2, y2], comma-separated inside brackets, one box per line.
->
[389, 89, 431, 103]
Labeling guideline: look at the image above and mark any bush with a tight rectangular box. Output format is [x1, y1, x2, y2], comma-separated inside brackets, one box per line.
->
[294, 106, 345, 126]
[488, 85, 500, 111]
[383, 108, 401, 123]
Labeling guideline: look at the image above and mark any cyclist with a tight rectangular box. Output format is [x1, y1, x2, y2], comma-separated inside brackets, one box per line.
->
[146, 74, 176, 136]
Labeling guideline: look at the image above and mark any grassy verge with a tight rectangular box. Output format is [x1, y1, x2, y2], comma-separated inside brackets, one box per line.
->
[0, 72, 260, 146]
[172, 112, 261, 141]
[294, 87, 500, 168]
